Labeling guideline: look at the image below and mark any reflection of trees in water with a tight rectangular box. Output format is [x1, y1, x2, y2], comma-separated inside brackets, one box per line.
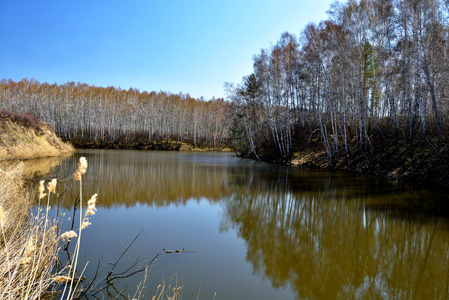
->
[38, 150, 449, 298]
[221, 173, 449, 299]
[53, 151, 240, 208]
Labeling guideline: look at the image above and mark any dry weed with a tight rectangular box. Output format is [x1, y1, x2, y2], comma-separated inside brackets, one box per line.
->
[0, 163, 60, 299]
[0, 156, 96, 299]
[0, 117, 73, 161]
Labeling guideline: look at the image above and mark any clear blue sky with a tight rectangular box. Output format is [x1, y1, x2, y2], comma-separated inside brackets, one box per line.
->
[0, 0, 334, 99]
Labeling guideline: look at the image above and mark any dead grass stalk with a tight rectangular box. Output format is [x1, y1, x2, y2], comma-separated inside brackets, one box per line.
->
[0, 163, 60, 299]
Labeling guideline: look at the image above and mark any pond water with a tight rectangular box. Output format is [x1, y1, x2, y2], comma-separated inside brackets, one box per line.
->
[33, 149, 449, 299]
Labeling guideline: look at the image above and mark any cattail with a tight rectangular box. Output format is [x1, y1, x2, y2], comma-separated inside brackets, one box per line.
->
[47, 178, 57, 193]
[60, 230, 78, 242]
[38, 180, 47, 200]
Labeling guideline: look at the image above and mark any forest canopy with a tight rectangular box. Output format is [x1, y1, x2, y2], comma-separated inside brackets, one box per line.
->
[228, 0, 449, 162]
[2, 0, 449, 165]
[0, 79, 233, 149]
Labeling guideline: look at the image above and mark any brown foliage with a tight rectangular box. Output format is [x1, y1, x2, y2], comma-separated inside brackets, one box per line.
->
[0, 109, 42, 131]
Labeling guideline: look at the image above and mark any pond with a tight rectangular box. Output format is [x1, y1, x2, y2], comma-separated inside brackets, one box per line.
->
[33, 149, 449, 299]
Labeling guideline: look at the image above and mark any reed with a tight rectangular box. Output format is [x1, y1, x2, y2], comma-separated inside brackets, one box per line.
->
[0, 156, 96, 299]
[0, 163, 60, 299]
[148, 274, 216, 300]
[151, 274, 183, 300]
[0, 158, 211, 299]
[59, 156, 96, 299]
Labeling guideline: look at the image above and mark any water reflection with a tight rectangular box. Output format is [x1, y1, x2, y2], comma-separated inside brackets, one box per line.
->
[39, 150, 449, 299]
[0, 155, 66, 179]
[54, 150, 241, 208]
[221, 169, 449, 299]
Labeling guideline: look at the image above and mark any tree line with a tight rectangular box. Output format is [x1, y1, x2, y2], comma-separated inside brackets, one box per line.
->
[228, 0, 449, 162]
[2, 0, 449, 161]
[0, 79, 233, 149]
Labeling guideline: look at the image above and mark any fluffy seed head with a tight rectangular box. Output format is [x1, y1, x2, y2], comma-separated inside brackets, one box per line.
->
[73, 172, 81, 181]
[85, 193, 98, 216]
[38, 180, 47, 199]
[87, 193, 97, 206]
[47, 178, 57, 193]
[78, 157, 88, 174]
[74, 157, 88, 181]
[81, 220, 91, 230]
[60, 230, 78, 242]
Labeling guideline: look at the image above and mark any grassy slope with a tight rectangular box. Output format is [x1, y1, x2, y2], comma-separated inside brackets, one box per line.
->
[0, 117, 73, 160]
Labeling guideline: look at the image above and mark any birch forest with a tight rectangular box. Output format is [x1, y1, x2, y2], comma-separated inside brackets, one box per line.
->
[2, 0, 449, 163]
[0, 79, 233, 149]
[228, 0, 449, 162]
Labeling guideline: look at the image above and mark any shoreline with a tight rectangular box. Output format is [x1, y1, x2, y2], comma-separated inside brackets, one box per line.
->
[69, 140, 449, 188]
[291, 143, 449, 188]
[67, 138, 232, 152]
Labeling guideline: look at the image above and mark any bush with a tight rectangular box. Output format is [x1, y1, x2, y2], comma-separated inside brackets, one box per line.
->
[0, 109, 42, 131]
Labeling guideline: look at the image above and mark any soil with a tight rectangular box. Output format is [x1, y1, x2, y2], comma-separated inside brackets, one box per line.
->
[291, 142, 449, 187]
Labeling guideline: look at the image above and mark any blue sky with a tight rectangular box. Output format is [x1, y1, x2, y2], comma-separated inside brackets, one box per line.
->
[0, 0, 334, 99]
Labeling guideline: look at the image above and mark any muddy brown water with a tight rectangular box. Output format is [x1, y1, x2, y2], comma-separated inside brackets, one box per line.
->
[29, 149, 449, 299]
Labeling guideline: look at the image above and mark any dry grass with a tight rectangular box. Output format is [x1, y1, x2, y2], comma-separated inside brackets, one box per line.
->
[150, 274, 183, 300]
[146, 274, 216, 300]
[0, 157, 211, 299]
[0, 163, 60, 299]
[0, 117, 73, 161]
[0, 157, 97, 299]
